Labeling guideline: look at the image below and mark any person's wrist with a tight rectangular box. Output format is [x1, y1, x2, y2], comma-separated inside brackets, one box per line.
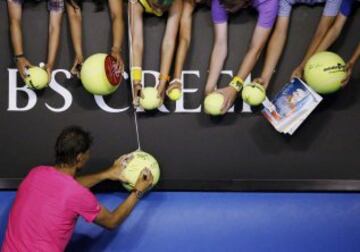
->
[133, 82, 142, 89]
[104, 166, 116, 180]
[111, 46, 121, 54]
[75, 52, 84, 61]
[228, 76, 243, 92]
[230, 88, 237, 96]
[257, 76, 269, 87]
[159, 73, 170, 83]
[262, 74, 271, 83]
[46, 62, 54, 70]
[131, 188, 144, 199]
[14, 54, 25, 63]
[228, 85, 238, 95]
[131, 67, 142, 84]
[158, 80, 167, 89]
[75, 50, 84, 60]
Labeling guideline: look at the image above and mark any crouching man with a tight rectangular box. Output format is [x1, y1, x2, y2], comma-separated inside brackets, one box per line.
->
[1, 126, 153, 252]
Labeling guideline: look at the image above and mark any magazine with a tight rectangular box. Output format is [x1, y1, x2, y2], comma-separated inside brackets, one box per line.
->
[262, 78, 323, 135]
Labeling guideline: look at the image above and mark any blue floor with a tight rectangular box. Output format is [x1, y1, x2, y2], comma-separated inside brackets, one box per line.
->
[1, 191, 360, 252]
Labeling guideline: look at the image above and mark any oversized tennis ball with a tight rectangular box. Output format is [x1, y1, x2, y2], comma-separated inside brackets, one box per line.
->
[204, 92, 224, 116]
[241, 82, 266, 106]
[80, 53, 120, 95]
[304, 51, 346, 94]
[122, 151, 160, 191]
[140, 87, 162, 110]
[167, 88, 182, 101]
[24, 67, 49, 90]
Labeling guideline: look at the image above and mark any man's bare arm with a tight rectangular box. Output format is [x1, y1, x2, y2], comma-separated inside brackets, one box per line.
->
[157, 0, 183, 96]
[291, 15, 336, 79]
[8, 0, 23, 56]
[172, 0, 195, 81]
[204, 23, 228, 95]
[46, 11, 63, 74]
[316, 14, 348, 52]
[7, 0, 32, 79]
[235, 26, 272, 84]
[76, 154, 132, 188]
[66, 1, 83, 76]
[94, 169, 153, 230]
[109, 0, 124, 67]
[76, 169, 111, 188]
[129, 1, 144, 104]
[256, 17, 289, 87]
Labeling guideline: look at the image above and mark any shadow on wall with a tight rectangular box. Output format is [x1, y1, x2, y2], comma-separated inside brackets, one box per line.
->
[65, 230, 111, 252]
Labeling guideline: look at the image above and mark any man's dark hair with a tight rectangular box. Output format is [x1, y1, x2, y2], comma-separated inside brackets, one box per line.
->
[55, 126, 93, 166]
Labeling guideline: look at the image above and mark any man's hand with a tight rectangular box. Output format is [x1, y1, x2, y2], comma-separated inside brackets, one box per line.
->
[290, 65, 304, 80]
[341, 62, 354, 87]
[111, 47, 125, 75]
[216, 86, 238, 114]
[132, 82, 143, 107]
[134, 168, 153, 193]
[70, 55, 84, 78]
[253, 77, 265, 86]
[94, 168, 152, 230]
[252, 77, 270, 90]
[45, 63, 53, 82]
[107, 154, 133, 182]
[17, 57, 32, 80]
[166, 79, 182, 96]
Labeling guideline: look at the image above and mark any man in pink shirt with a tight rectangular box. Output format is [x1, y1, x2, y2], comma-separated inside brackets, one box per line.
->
[1, 126, 153, 252]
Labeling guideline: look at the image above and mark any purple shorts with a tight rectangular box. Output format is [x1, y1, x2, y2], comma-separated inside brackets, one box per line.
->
[9, 0, 64, 12]
[278, 0, 342, 17]
[211, 0, 278, 29]
[340, 0, 356, 16]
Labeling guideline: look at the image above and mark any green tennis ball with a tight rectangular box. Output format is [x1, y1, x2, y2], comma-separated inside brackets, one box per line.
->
[80, 53, 119, 95]
[24, 67, 49, 90]
[122, 151, 160, 191]
[140, 87, 162, 110]
[167, 88, 182, 101]
[204, 92, 224, 116]
[304, 51, 346, 94]
[241, 82, 266, 106]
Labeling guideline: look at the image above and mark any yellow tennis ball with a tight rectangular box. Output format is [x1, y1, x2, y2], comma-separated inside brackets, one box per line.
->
[80, 53, 119, 95]
[241, 82, 266, 106]
[167, 88, 182, 101]
[24, 67, 49, 90]
[140, 87, 162, 110]
[304, 51, 346, 94]
[122, 151, 160, 191]
[204, 92, 224, 116]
